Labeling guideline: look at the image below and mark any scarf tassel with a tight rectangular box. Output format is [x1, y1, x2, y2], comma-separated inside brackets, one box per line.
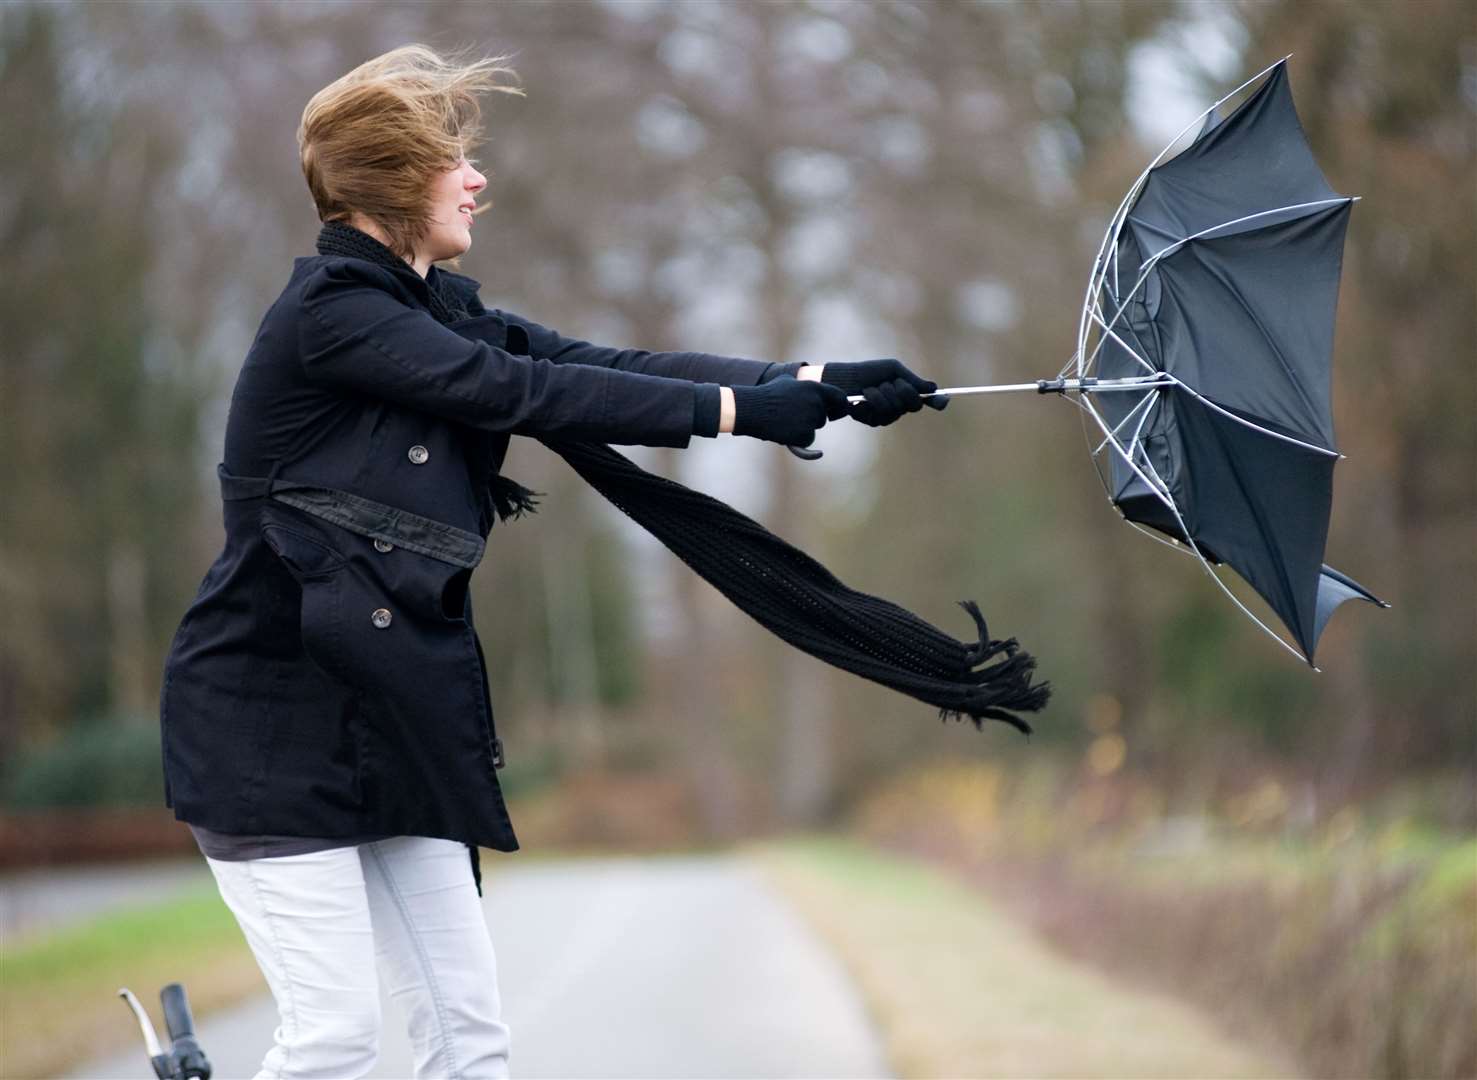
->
[488, 476, 544, 524]
[933, 600, 1047, 735]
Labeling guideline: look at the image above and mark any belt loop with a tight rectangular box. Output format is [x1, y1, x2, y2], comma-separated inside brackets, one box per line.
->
[263, 460, 284, 499]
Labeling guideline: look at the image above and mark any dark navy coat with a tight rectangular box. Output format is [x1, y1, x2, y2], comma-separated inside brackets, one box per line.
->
[160, 251, 782, 886]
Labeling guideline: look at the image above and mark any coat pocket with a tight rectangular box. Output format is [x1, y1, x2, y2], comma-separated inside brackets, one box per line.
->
[260, 502, 477, 695]
[260, 515, 350, 681]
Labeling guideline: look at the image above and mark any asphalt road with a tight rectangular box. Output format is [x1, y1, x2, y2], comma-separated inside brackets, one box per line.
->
[66, 853, 893, 1079]
[0, 855, 212, 945]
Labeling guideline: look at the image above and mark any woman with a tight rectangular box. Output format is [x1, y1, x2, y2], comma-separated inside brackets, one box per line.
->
[158, 44, 943, 1079]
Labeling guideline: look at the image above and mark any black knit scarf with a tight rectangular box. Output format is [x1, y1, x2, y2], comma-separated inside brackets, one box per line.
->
[315, 220, 1050, 732]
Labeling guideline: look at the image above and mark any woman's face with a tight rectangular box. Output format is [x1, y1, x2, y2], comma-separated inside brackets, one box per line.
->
[421, 155, 488, 264]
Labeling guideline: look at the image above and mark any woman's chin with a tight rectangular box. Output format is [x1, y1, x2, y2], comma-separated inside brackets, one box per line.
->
[436, 232, 472, 261]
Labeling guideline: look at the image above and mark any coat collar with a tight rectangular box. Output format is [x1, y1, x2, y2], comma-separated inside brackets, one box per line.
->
[315, 220, 481, 318]
[432, 265, 483, 308]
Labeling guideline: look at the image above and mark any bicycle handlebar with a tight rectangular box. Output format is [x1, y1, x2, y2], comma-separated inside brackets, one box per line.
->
[118, 983, 212, 1080]
[160, 983, 210, 1079]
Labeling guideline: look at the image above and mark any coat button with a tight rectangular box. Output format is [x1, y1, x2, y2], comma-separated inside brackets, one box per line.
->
[408, 445, 430, 465]
[370, 607, 393, 629]
[373, 538, 394, 553]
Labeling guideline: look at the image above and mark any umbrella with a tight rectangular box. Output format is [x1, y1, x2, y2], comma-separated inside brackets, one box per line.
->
[884, 58, 1388, 667]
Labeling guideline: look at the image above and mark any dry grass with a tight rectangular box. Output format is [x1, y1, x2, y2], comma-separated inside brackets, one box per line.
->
[0, 883, 262, 1080]
[747, 833, 1295, 1079]
[853, 760, 1477, 1080]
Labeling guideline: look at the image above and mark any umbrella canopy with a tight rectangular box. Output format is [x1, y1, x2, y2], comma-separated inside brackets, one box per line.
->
[1078, 60, 1387, 665]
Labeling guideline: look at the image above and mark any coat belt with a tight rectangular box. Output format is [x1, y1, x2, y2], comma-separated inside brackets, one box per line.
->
[217, 463, 486, 569]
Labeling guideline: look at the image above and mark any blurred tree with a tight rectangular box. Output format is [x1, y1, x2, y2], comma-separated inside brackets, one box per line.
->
[3, 0, 1468, 825]
[0, 4, 206, 754]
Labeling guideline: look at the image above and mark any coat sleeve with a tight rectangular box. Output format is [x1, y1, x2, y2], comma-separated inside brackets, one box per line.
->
[297, 259, 699, 447]
[488, 307, 798, 387]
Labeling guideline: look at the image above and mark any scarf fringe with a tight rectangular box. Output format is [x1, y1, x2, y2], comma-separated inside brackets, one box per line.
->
[488, 476, 544, 524]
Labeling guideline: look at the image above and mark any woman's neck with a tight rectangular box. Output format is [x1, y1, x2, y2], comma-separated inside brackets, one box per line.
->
[344, 214, 430, 278]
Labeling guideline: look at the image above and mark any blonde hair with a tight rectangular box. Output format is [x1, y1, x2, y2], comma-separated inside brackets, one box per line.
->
[298, 44, 523, 260]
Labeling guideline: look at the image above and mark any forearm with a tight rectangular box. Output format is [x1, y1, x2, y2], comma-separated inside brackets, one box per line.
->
[301, 263, 706, 447]
[500, 308, 797, 386]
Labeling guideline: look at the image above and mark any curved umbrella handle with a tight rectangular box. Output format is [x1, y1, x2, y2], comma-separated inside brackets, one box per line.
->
[787, 444, 823, 460]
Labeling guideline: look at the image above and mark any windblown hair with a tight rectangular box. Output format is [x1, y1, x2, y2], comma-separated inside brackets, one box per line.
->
[298, 44, 523, 261]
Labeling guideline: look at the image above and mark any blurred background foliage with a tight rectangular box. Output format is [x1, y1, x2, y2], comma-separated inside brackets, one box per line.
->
[1, 3, 1471, 1075]
[0, 0, 1470, 817]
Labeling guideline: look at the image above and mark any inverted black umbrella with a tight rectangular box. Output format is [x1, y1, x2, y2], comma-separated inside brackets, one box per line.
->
[871, 58, 1388, 667]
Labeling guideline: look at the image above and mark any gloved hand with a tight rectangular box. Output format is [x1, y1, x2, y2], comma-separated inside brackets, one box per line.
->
[731, 377, 849, 447]
[819, 358, 950, 427]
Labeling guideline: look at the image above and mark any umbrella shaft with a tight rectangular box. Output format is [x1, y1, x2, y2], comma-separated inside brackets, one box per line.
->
[851, 376, 1174, 403]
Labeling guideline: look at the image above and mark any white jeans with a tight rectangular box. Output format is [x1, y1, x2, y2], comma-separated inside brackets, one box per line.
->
[204, 836, 511, 1079]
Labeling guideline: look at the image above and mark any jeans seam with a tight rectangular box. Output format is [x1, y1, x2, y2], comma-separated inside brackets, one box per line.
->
[367, 841, 463, 1080]
[243, 859, 295, 1080]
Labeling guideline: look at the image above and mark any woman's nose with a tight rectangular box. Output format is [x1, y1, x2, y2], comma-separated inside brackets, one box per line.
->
[466, 166, 487, 193]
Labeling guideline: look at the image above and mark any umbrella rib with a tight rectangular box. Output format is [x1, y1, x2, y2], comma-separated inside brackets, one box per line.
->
[1175, 243, 1336, 444]
[1071, 395, 1181, 552]
[1080, 203, 1344, 468]
[1082, 276, 1146, 377]
[1078, 283, 1151, 377]
[1123, 391, 1161, 463]
[1087, 308, 1160, 377]
[1190, 547, 1313, 665]
[1092, 392, 1156, 457]
[1094, 287, 1160, 376]
[1132, 446, 1313, 667]
[1074, 56, 1293, 377]
[1075, 396, 1186, 559]
[1083, 278, 1340, 460]
[1079, 395, 1175, 512]
[1091, 389, 1158, 456]
[1086, 394, 1321, 664]
[1082, 245, 1183, 380]
[1124, 517, 1199, 557]
[1138, 198, 1356, 269]
[1167, 376, 1340, 458]
[1131, 437, 1175, 504]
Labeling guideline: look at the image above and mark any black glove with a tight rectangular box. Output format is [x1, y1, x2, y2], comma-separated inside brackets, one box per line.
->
[731, 377, 849, 447]
[819, 358, 950, 427]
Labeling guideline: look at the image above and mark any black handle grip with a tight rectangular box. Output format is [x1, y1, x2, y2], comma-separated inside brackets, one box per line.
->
[161, 983, 212, 1080]
[161, 983, 195, 1041]
[787, 444, 823, 460]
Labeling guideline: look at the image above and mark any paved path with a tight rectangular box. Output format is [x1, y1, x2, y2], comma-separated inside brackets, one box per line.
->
[66, 853, 892, 1079]
[1, 855, 211, 945]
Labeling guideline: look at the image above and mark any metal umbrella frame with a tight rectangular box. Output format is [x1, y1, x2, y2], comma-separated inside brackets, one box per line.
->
[850, 56, 1387, 668]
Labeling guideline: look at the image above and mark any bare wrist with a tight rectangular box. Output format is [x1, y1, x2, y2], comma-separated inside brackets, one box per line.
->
[719, 386, 736, 433]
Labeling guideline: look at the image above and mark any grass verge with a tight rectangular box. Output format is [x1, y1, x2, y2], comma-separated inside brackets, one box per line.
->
[854, 760, 1477, 1079]
[0, 883, 260, 1080]
[745, 833, 1295, 1079]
